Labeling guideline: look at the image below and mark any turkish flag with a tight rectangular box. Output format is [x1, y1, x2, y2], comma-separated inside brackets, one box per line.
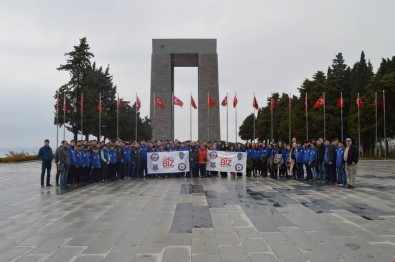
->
[97, 101, 102, 113]
[270, 97, 276, 111]
[233, 96, 238, 108]
[155, 96, 165, 109]
[304, 96, 308, 112]
[55, 95, 60, 112]
[252, 96, 259, 110]
[313, 96, 324, 110]
[117, 96, 122, 110]
[336, 97, 344, 108]
[173, 95, 184, 107]
[136, 96, 141, 111]
[80, 95, 83, 112]
[191, 96, 197, 109]
[356, 96, 364, 109]
[207, 95, 215, 107]
[63, 98, 67, 112]
[221, 95, 227, 107]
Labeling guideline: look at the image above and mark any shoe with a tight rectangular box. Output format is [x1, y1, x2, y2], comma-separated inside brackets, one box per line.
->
[46, 184, 53, 187]
[56, 183, 60, 186]
[41, 185, 45, 188]
[347, 184, 352, 188]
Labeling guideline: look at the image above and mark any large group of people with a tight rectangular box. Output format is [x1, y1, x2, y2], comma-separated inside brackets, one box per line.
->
[38, 136, 359, 190]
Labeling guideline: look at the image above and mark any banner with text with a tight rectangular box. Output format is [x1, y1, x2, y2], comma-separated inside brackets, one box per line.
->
[206, 150, 247, 174]
[147, 151, 190, 174]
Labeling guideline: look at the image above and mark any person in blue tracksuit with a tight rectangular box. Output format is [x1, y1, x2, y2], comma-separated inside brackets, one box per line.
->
[309, 143, 318, 181]
[336, 141, 347, 186]
[81, 146, 90, 183]
[90, 147, 101, 183]
[295, 142, 304, 180]
[68, 141, 78, 185]
[108, 144, 117, 181]
[282, 145, 290, 178]
[323, 139, 330, 183]
[302, 141, 312, 181]
[139, 141, 150, 178]
[123, 143, 132, 179]
[271, 143, 279, 178]
[246, 143, 255, 176]
[254, 145, 264, 176]
[75, 145, 84, 185]
[261, 144, 269, 177]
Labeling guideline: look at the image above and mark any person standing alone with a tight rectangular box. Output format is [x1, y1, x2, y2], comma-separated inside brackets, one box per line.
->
[38, 139, 54, 187]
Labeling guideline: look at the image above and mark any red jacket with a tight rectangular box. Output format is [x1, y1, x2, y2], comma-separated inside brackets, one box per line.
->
[198, 148, 207, 163]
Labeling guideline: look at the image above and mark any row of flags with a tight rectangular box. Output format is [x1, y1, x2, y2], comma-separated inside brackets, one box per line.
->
[56, 93, 386, 113]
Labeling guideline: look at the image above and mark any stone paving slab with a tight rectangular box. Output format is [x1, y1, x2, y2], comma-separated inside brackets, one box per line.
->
[0, 160, 394, 261]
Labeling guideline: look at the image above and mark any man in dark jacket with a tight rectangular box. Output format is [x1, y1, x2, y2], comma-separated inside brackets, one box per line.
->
[344, 138, 359, 188]
[38, 139, 54, 187]
[58, 140, 71, 189]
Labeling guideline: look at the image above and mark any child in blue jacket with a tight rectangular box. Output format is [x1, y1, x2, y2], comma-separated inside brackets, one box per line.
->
[295, 143, 304, 180]
[90, 147, 101, 183]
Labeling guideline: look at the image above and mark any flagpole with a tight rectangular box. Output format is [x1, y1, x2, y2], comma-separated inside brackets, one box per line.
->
[208, 92, 210, 141]
[56, 93, 59, 146]
[341, 92, 343, 141]
[63, 93, 66, 141]
[323, 92, 326, 140]
[153, 92, 156, 141]
[99, 93, 102, 141]
[190, 93, 192, 141]
[226, 93, 229, 143]
[135, 93, 138, 141]
[235, 93, 237, 143]
[270, 97, 273, 141]
[253, 93, 256, 143]
[81, 93, 83, 141]
[305, 92, 308, 140]
[116, 94, 119, 140]
[288, 94, 291, 145]
[171, 92, 174, 141]
[383, 90, 386, 158]
[375, 92, 377, 157]
[357, 92, 361, 157]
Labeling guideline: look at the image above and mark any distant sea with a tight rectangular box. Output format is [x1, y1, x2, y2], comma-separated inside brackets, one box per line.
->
[0, 147, 39, 157]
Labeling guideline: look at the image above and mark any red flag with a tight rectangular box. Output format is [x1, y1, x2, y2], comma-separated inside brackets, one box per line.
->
[313, 96, 324, 110]
[117, 96, 122, 110]
[173, 95, 184, 107]
[252, 96, 259, 110]
[207, 95, 215, 107]
[374, 95, 377, 112]
[233, 96, 238, 108]
[136, 96, 141, 111]
[270, 97, 276, 111]
[63, 98, 67, 112]
[221, 95, 228, 107]
[97, 100, 102, 113]
[191, 96, 197, 109]
[356, 96, 364, 109]
[80, 95, 83, 112]
[155, 96, 165, 109]
[55, 96, 60, 112]
[336, 97, 344, 108]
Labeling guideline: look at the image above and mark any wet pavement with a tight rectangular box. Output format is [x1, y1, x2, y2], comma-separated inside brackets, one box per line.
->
[0, 160, 394, 261]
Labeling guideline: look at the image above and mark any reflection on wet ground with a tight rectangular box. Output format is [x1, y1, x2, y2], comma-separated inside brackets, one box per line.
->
[0, 160, 394, 261]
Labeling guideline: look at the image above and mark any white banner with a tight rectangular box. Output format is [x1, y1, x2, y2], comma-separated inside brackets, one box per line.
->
[206, 150, 247, 174]
[147, 151, 190, 174]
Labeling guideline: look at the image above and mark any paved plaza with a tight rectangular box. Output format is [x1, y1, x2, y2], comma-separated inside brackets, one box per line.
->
[0, 161, 394, 262]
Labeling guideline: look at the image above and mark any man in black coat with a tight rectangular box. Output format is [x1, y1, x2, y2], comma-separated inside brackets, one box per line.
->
[344, 138, 359, 188]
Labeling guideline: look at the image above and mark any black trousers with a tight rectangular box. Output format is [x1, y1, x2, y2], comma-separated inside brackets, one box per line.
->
[41, 161, 52, 185]
[108, 163, 117, 180]
[198, 163, 207, 177]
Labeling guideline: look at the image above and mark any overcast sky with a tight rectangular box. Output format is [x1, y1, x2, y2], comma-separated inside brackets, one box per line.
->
[1, 0, 394, 153]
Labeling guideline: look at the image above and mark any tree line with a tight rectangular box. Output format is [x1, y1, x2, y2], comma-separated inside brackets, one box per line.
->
[239, 52, 394, 155]
[54, 37, 152, 142]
